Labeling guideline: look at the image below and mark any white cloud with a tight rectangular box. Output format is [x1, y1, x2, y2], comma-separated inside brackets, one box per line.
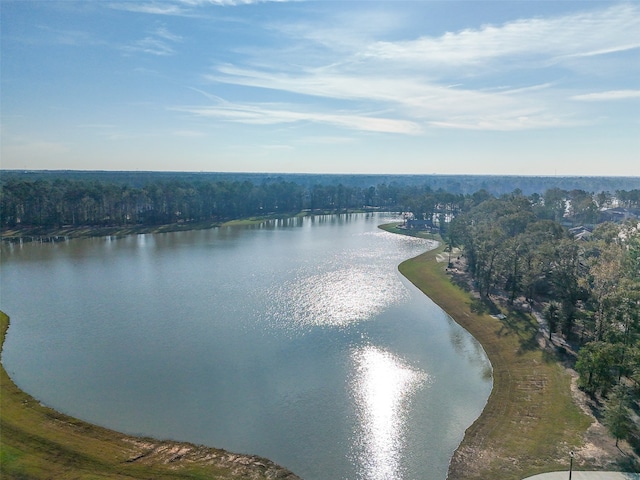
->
[203, 66, 573, 131]
[123, 36, 176, 55]
[565, 44, 640, 58]
[208, 65, 498, 111]
[173, 102, 423, 134]
[571, 90, 640, 101]
[122, 26, 182, 56]
[109, 3, 188, 16]
[361, 4, 640, 69]
[109, 0, 295, 15]
[154, 26, 183, 42]
[160, 3, 636, 136]
[429, 113, 581, 131]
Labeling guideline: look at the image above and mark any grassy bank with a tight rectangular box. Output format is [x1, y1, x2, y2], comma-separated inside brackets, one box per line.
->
[380, 224, 594, 480]
[0, 311, 301, 480]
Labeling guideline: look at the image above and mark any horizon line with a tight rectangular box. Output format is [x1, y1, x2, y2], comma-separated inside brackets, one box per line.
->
[2, 169, 639, 179]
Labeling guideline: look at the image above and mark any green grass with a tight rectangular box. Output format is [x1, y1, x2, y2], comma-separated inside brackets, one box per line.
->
[379, 222, 438, 240]
[0, 311, 300, 480]
[380, 224, 594, 480]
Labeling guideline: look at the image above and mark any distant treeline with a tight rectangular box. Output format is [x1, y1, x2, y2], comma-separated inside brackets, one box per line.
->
[0, 177, 407, 227]
[2, 170, 640, 195]
[1, 171, 640, 229]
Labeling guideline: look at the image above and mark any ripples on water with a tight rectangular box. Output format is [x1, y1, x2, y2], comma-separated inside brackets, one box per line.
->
[269, 264, 408, 329]
[266, 230, 430, 332]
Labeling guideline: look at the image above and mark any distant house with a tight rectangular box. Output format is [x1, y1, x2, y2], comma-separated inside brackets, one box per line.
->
[569, 225, 593, 241]
[599, 207, 640, 224]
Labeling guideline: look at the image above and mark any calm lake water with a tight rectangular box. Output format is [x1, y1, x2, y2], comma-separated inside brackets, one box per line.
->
[1, 213, 491, 480]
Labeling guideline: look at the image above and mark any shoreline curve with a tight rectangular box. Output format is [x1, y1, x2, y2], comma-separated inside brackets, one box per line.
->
[379, 223, 597, 480]
[0, 310, 302, 479]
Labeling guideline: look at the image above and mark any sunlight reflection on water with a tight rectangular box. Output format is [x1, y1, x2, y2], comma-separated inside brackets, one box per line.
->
[270, 264, 407, 329]
[350, 346, 431, 480]
[265, 230, 432, 332]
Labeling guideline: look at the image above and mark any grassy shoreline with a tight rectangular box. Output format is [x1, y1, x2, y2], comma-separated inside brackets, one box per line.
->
[379, 223, 605, 479]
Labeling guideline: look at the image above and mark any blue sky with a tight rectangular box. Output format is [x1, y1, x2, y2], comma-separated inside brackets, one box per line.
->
[1, 0, 639, 175]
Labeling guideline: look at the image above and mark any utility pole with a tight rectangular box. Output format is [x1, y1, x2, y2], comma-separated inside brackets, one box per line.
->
[569, 451, 574, 480]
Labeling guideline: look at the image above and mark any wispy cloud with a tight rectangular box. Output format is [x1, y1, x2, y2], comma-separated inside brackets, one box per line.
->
[123, 37, 175, 55]
[361, 4, 640, 69]
[201, 66, 572, 132]
[208, 65, 538, 112]
[173, 101, 423, 135]
[122, 25, 182, 55]
[109, 0, 295, 16]
[109, 3, 188, 16]
[153, 26, 183, 42]
[429, 112, 582, 131]
[571, 90, 640, 101]
[190, 3, 639, 133]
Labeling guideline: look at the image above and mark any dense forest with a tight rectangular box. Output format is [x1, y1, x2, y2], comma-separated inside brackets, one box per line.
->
[2, 169, 640, 194]
[446, 191, 640, 451]
[0, 177, 407, 227]
[1, 171, 639, 229]
[1, 171, 639, 449]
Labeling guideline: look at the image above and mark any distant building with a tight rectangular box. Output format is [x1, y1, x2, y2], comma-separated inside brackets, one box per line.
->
[599, 207, 640, 223]
[569, 225, 593, 241]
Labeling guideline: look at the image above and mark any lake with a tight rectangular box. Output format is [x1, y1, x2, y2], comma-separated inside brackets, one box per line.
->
[0, 213, 492, 480]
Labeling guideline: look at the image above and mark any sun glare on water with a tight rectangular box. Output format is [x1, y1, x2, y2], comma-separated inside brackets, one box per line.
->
[351, 346, 431, 480]
[267, 262, 409, 332]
